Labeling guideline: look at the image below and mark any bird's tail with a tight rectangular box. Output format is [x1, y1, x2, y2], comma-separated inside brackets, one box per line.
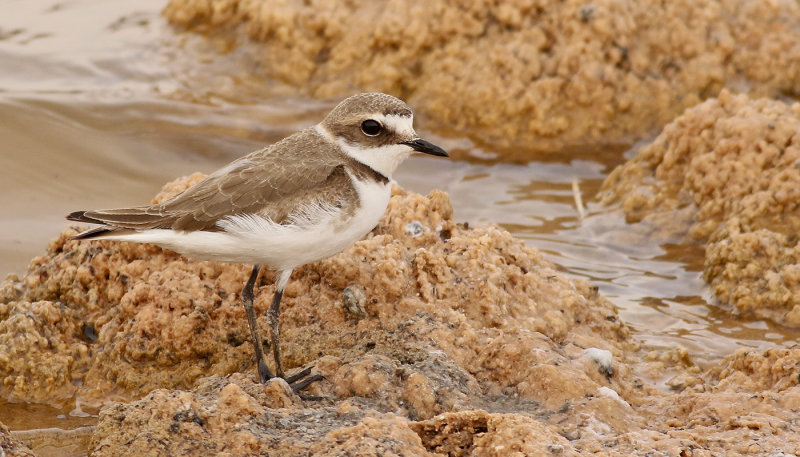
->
[66, 210, 114, 240]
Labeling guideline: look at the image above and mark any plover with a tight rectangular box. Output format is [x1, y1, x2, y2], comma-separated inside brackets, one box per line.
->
[67, 93, 448, 393]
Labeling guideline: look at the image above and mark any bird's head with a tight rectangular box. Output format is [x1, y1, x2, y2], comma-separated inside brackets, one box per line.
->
[318, 93, 448, 177]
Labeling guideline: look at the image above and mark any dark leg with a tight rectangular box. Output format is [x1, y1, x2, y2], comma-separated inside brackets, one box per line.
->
[269, 269, 324, 395]
[242, 265, 274, 383]
[268, 269, 292, 378]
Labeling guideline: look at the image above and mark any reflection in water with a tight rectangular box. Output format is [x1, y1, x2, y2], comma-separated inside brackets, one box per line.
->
[2, 0, 799, 446]
[10, 425, 93, 457]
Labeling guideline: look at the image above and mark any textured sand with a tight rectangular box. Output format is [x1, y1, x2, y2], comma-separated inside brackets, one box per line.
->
[3, 178, 800, 456]
[161, 0, 800, 158]
[4, 2, 800, 454]
[1, 178, 627, 406]
[0, 422, 36, 457]
[87, 349, 800, 456]
[600, 90, 800, 325]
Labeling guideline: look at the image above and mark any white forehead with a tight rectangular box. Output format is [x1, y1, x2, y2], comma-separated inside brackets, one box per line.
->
[376, 113, 416, 137]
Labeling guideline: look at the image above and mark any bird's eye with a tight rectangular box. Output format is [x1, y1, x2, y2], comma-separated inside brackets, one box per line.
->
[361, 119, 382, 136]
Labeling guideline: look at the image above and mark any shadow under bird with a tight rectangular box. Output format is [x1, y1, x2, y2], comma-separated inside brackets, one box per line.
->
[67, 92, 448, 393]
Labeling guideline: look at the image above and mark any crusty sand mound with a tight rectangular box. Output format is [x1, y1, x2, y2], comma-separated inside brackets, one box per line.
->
[162, 0, 800, 158]
[3, 177, 800, 456]
[0, 421, 36, 457]
[600, 90, 800, 325]
[1, 176, 626, 406]
[88, 349, 800, 457]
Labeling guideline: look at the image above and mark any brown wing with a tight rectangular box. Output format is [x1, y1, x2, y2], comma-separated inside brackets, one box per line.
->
[67, 128, 353, 232]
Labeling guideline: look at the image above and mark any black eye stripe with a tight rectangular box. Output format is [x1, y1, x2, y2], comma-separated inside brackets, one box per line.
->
[361, 119, 382, 136]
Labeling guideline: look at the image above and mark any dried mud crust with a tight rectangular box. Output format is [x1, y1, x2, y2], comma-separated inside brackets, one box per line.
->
[0, 421, 36, 457]
[0, 175, 627, 407]
[2, 176, 800, 456]
[599, 90, 800, 325]
[162, 0, 800, 157]
[88, 350, 800, 457]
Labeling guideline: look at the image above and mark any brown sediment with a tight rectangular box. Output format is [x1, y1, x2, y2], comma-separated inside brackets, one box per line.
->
[0, 421, 36, 457]
[0, 175, 627, 406]
[87, 347, 800, 457]
[161, 0, 800, 158]
[599, 90, 800, 325]
[3, 177, 800, 455]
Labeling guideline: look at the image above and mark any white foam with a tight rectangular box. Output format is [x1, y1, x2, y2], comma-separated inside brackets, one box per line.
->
[597, 386, 630, 407]
[584, 347, 614, 377]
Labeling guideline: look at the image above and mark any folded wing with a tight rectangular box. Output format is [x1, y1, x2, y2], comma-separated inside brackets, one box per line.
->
[67, 130, 353, 238]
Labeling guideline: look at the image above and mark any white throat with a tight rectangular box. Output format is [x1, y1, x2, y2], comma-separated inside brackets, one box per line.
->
[319, 114, 416, 178]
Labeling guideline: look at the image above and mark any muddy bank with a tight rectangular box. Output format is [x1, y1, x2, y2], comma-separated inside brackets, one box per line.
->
[1, 176, 627, 406]
[0, 421, 36, 457]
[600, 90, 800, 326]
[3, 177, 800, 455]
[162, 0, 800, 158]
[89, 347, 800, 456]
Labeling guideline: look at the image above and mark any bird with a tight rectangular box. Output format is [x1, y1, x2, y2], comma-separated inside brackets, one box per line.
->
[66, 92, 448, 393]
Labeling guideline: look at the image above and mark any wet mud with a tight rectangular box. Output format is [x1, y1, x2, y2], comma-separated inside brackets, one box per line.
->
[164, 0, 800, 158]
[3, 180, 800, 456]
[4, 0, 800, 456]
[601, 91, 800, 326]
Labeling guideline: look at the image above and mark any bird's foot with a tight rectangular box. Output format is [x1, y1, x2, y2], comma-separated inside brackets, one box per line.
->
[257, 359, 273, 384]
[284, 366, 325, 400]
[258, 362, 324, 400]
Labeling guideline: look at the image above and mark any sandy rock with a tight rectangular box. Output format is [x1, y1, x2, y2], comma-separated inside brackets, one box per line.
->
[710, 347, 800, 393]
[88, 352, 800, 457]
[0, 178, 627, 413]
[89, 374, 366, 457]
[162, 0, 800, 157]
[91, 375, 588, 457]
[91, 374, 565, 457]
[624, 385, 800, 456]
[0, 299, 88, 404]
[411, 410, 580, 457]
[600, 90, 800, 324]
[4, 175, 800, 455]
[0, 421, 36, 457]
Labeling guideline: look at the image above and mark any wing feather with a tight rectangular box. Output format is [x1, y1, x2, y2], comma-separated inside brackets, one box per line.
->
[68, 128, 354, 232]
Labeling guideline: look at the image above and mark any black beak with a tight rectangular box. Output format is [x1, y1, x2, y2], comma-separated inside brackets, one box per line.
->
[401, 138, 448, 157]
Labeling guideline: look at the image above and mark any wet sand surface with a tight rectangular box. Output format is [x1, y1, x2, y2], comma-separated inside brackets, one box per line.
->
[2, 0, 800, 454]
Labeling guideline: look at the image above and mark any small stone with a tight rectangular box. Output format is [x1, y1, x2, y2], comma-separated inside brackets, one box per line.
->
[584, 348, 614, 377]
[342, 285, 367, 319]
[405, 221, 424, 237]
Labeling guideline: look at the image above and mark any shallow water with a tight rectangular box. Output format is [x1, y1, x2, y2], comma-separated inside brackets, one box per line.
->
[2, 0, 799, 454]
